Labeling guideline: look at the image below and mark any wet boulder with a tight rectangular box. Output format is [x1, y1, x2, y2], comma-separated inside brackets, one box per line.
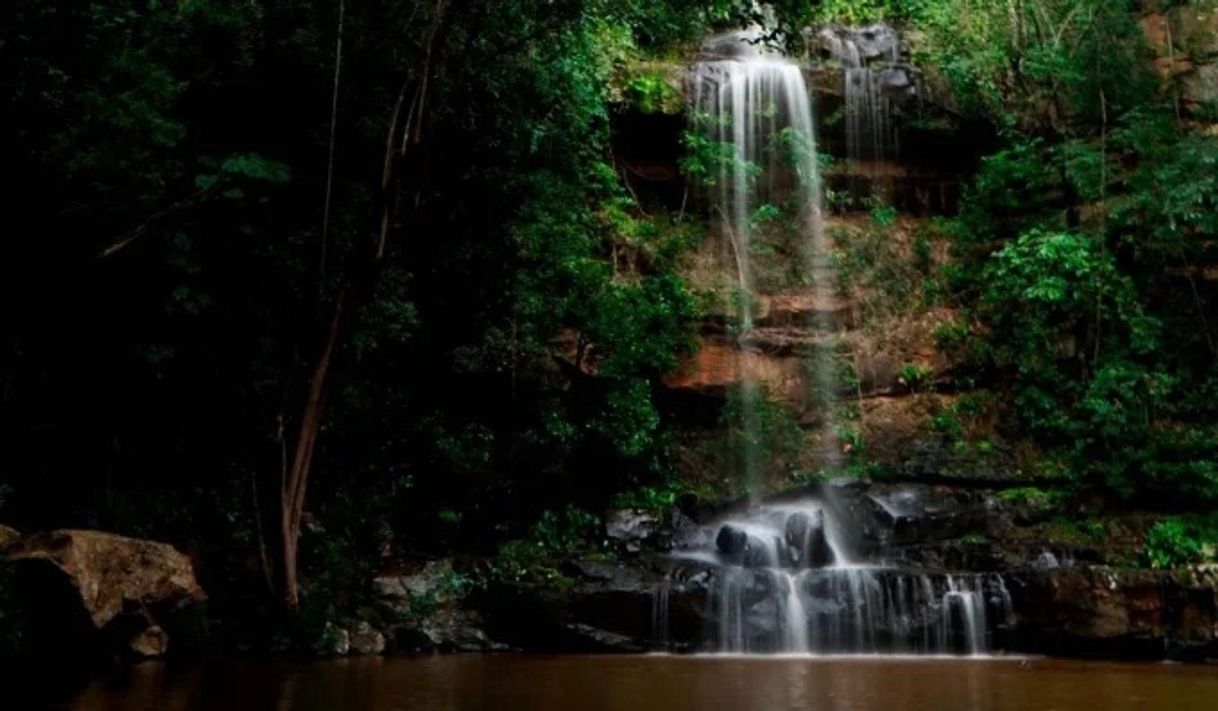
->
[606, 509, 659, 551]
[128, 625, 170, 657]
[806, 523, 835, 569]
[319, 622, 350, 656]
[784, 510, 834, 568]
[742, 535, 783, 569]
[716, 524, 749, 557]
[784, 512, 811, 552]
[5, 529, 206, 659]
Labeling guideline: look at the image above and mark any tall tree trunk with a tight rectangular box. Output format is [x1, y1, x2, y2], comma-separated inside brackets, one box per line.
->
[277, 0, 451, 612]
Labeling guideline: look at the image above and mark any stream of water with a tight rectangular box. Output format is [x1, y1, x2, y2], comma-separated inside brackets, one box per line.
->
[689, 27, 835, 493]
[45, 655, 1218, 711]
[659, 498, 1012, 655]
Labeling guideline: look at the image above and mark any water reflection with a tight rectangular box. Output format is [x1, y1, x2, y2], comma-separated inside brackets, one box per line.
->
[49, 655, 1218, 711]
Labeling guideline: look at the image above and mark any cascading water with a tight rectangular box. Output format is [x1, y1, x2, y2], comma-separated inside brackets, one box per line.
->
[818, 25, 903, 163]
[661, 499, 1014, 656]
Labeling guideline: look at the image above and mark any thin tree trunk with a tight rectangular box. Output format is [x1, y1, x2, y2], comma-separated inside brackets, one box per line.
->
[281, 289, 346, 610]
[319, 0, 346, 291]
[277, 0, 452, 613]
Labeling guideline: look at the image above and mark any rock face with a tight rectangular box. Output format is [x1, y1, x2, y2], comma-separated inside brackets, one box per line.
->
[371, 559, 500, 652]
[1011, 565, 1218, 659]
[1142, 2, 1218, 114]
[478, 558, 703, 653]
[816, 24, 901, 65]
[5, 529, 206, 658]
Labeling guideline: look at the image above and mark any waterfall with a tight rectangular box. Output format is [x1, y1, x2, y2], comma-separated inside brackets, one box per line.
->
[689, 28, 836, 489]
[664, 25, 1005, 658]
[779, 571, 809, 652]
[664, 500, 1014, 655]
[943, 575, 988, 656]
[819, 25, 901, 163]
[653, 570, 672, 649]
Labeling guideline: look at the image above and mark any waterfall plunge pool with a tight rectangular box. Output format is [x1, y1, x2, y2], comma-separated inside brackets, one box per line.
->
[42, 654, 1218, 711]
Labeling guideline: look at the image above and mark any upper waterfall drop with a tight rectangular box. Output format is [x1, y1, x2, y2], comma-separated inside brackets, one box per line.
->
[687, 28, 826, 332]
[817, 24, 916, 164]
[687, 28, 839, 493]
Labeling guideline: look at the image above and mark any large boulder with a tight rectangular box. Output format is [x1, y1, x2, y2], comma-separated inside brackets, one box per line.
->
[784, 510, 834, 568]
[715, 524, 748, 557]
[0, 525, 20, 551]
[5, 529, 206, 658]
[347, 620, 386, 655]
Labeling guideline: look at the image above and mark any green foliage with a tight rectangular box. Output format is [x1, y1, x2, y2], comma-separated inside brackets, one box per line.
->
[611, 483, 679, 513]
[680, 131, 750, 189]
[928, 392, 993, 448]
[910, 0, 1155, 131]
[622, 70, 683, 114]
[896, 363, 933, 393]
[939, 27, 1218, 505]
[1146, 514, 1218, 569]
[489, 506, 604, 587]
[999, 487, 1067, 517]
[869, 203, 899, 228]
[977, 230, 1160, 439]
[0, 0, 728, 648]
[591, 379, 662, 459]
[590, 275, 699, 377]
[709, 385, 806, 485]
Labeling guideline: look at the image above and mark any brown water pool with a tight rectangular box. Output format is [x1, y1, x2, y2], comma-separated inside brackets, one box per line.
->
[49, 654, 1218, 710]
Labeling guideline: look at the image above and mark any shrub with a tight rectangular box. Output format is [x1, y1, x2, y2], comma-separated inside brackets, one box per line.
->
[1146, 514, 1218, 569]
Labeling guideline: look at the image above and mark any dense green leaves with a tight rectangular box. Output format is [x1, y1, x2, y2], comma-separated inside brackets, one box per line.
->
[1146, 513, 1218, 569]
[938, 3, 1218, 507]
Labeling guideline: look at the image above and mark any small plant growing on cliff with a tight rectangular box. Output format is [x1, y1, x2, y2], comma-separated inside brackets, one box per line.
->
[868, 201, 898, 228]
[897, 363, 933, 393]
[998, 487, 1064, 520]
[1146, 514, 1218, 569]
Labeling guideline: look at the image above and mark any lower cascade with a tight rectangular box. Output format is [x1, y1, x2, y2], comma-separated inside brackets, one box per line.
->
[656, 499, 1013, 655]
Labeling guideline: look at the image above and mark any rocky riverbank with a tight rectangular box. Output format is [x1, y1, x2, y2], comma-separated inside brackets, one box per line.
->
[2, 477, 1216, 663]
